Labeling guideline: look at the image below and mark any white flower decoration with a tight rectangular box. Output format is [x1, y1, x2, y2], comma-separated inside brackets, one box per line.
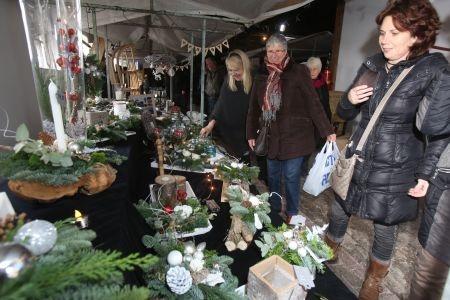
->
[191, 153, 200, 160]
[174, 205, 193, 219]
[182, 150, 191, 157]
[283, 230, 294, 240]
[230, 162, 239, 168]
[298, 247, 307, 257]
[248, 196, 262, 207]
[237, 163, 244, 169]
[288, 240, 298, 250]
[189, 258, 204, 272]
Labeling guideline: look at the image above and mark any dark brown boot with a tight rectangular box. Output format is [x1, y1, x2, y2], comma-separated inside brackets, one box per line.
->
[358, 259, 389, 300]
[409, 247, 448, 300]
[324, 235, 340, 263]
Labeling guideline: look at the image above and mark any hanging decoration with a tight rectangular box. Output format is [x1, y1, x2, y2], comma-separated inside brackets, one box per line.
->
[180, 38, 230, 56]
[144, 54, 190, 78]
[19, 0, 87, 140]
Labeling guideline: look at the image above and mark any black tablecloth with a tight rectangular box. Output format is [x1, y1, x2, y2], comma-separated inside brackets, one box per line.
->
[1, 130, 355, 299]
[0, 134, 153, 285]
[152, 169, 356, 300]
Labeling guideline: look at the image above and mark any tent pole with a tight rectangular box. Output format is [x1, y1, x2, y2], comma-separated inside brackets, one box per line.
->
[92, 9, 98, 58]
[105, 25, 111, 99]
[200, 19, 206, 125]
[170, 75, 173, 101]
[189, 33, 194, 112]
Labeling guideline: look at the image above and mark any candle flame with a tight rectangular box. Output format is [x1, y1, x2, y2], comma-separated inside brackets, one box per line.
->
[74, 210, 83, 221]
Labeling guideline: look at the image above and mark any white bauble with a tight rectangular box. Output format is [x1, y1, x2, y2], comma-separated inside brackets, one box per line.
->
[14, 220, 57, 255]
[184, 242, 195, 255]
[288, 240, 298, 250]
[283, 230, 294, 240]
[189, 258, 204, 272]
[298, 247, 307, 257]
[167, 250, 183, 266]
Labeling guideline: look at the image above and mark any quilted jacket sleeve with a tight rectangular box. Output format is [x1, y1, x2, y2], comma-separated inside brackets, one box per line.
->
[415, 134, 450, 180]
[416, 65, 450, 136]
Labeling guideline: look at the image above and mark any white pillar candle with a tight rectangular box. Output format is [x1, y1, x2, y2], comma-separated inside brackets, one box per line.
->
[48, 81, 67, 152]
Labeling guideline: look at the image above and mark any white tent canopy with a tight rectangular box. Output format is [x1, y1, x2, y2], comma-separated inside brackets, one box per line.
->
[81, 0, 315, 58]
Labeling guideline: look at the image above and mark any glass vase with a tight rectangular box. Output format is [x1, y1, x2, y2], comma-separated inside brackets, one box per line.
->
[19, 0, 86, 140]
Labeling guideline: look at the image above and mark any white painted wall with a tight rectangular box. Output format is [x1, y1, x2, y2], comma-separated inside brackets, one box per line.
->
[0, 0, 41, 147]
[335, 0, 450, 91]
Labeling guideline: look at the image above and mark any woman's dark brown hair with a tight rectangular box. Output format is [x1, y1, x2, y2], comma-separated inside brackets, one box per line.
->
[375, 0, 441, 59]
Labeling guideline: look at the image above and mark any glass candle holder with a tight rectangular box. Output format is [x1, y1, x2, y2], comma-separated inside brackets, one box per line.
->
[19, 0, 86, 141]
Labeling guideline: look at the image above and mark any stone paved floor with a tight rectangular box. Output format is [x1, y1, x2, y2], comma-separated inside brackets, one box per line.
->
[254, 134, 421, 299]
[299, 186, 421, 299]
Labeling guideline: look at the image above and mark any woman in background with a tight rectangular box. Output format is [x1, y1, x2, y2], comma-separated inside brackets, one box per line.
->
[306, 57, 331, 121]
[200, 50, 252, 160]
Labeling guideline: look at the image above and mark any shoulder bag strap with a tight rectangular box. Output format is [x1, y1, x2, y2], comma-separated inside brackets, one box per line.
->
[355, 65, 414, 152]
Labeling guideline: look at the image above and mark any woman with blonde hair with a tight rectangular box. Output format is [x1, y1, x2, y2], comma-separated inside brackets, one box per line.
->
[200, 49, 253, 160]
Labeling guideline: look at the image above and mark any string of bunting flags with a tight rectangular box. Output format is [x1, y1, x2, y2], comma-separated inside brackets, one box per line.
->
[180, 38, 229, 56]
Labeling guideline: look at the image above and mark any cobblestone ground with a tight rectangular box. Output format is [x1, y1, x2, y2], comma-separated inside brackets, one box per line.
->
[299, 185, 421, 300]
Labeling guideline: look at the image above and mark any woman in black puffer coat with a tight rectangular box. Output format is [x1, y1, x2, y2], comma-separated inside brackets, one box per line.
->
[323, 1, 450, 299]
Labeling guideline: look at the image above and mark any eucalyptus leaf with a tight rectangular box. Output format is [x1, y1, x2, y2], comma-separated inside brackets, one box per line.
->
[16, 124, 29, 141]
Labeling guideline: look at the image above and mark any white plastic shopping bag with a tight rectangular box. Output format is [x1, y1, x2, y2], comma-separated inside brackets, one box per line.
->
[303, 141, 340, 196]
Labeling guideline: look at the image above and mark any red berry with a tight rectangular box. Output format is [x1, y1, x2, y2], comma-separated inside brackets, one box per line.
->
[68, 43, 77, 53]
[70, 54, 80, 63]
[67, 28, 76, 36]
[177, 190, 187, 202]
[68, 92, 79, 101]
[56, 56, 66, 68]
[70, 65, 81, 74]
[163, 205, 174, 214]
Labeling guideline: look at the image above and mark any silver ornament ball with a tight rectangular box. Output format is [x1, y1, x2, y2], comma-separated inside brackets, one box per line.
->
[68, 141, 83, 153]
[0, 243, 32, 279]
[14, 220, 57, 256]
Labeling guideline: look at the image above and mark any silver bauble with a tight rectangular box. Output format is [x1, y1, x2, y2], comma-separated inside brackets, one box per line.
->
[14, 220, 57, 255]
[67, 141, 83, 153]
[183, 241, 195, 255]
[168, 68, 175, 77]
[0, 243, 32, 279]
[85, 68, 91, 75]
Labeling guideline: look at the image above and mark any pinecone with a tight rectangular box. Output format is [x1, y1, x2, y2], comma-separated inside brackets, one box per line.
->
[0, 213, 26, 241]
[38, 131, 55, 146]
[242, 200, 252, 208]
[166, 266, 193, 295]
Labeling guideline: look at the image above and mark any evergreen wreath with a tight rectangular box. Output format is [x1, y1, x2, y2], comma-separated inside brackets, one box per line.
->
[135, 197, 213, 234]
[0, 125, 126, 186]
[255, 223, 333, 274]
[141, 233, 245, 300]
[215, 158, 259, 184]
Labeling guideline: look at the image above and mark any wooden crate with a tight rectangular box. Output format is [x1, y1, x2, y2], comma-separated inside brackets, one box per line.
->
[247, 255, 306, 300]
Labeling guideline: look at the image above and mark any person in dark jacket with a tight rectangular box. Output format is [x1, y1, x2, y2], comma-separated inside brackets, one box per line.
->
[306, 57, 331, 121]
[324, 1, 449, 299]
[409, 53, 450, 300]
[204, 57, 226, 116]
[246, 34, 335, 222]
[200, 50, 252, 159]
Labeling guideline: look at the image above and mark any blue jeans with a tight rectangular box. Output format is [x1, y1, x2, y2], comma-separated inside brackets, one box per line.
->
[267, 156, 304, 217]
[327, 198, 398, 263]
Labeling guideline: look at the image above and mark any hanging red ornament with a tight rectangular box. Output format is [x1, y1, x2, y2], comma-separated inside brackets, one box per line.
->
[177, 190, 187, 202]
[70, 54, 80, 63]
[56, 56, 66, 68]
[163, 205, 174, 214]
[67, 28, 76, 37]
[70, 65, 81, 74]
[67, 43, 77, 53]
[68, 91, 79, 101]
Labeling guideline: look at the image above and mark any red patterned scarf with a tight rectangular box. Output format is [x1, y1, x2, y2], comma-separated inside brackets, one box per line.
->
[263, 55, 290, 122]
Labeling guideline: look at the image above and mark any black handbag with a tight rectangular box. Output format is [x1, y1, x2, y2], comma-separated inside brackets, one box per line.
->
[254, 121, 270, 156]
